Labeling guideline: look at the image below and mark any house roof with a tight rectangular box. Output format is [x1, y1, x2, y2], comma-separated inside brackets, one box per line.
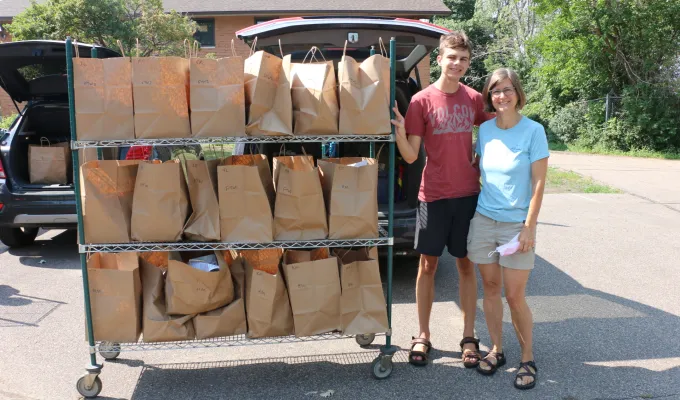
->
[0, 0, 450, 19]
[162, 0, 451, 16]
[0, 0, 35, 19]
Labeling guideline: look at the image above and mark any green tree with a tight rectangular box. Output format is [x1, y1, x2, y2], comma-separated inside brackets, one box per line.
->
[530, 0, 680, 102]
[8, 0, 197, 56]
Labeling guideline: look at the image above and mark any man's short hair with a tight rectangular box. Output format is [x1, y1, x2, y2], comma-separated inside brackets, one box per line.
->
[439, 31, 472, 57]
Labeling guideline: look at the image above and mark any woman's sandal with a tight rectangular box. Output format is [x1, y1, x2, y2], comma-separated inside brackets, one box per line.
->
[514, 361, 538, 390]
[476, 351, 506, 376]
[459, 337, 481, 368]
[408, 337, 432, 367]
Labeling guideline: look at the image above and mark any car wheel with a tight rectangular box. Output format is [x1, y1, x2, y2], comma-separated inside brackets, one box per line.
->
[0, 227, 39, 248]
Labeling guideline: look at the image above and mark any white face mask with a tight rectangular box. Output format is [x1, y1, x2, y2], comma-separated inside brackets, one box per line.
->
[488, 233, 521, 257]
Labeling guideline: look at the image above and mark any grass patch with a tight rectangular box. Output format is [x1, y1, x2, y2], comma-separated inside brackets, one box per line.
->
[170, 144, 234, 161]
[545, 167, 621, 194]
[549, 141, 680, 160]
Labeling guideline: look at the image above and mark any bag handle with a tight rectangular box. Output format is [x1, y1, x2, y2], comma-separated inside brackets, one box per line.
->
[40, 137, 51, 147]
[116, 40, 126, 57]
[378, 37, 387, 57]
[184, 39, 191, 59]
[136, 38, 140, 57]
[342, 40, 348, 61]
[73, 39, 79, 58]
[278, 39, 284, 58]
[376, 143, 386, 161]
[192, 40, 200, 58]
[302, 46, 327, 64]
[249, 37, 258, 57]
[231, 39, 237, 57]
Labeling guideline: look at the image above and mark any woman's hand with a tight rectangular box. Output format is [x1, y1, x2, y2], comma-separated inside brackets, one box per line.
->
[518, 224, 536, 253]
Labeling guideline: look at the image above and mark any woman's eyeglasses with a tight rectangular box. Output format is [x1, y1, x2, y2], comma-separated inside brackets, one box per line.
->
[490, 87, 516, 97]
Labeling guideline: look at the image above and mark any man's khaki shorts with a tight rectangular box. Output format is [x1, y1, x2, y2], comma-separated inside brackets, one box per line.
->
[467, 212, 535, 270]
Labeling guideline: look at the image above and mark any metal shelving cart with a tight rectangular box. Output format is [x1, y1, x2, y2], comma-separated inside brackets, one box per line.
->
[66, 36, 400, 398]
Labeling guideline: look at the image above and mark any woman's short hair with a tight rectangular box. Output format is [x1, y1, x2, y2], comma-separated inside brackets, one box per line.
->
[481, 68, 527, 113]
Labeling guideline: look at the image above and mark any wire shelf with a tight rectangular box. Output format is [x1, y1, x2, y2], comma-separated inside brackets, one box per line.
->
[79, 230, 392, 253]
[96, 332, 384, 353]
[71, 135, 394, 149]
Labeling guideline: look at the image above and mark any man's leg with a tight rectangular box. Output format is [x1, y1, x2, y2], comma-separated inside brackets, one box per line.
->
[456, 256, 477, 350]
[448, 195, 482, 360]
[411, 200, 450, 364]
[413, 254, 439, 361]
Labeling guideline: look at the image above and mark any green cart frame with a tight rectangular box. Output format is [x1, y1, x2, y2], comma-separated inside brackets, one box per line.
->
[66, 36, 399, 398]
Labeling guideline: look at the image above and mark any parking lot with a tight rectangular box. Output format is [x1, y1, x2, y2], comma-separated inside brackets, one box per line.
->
[1, 153, 679, 400]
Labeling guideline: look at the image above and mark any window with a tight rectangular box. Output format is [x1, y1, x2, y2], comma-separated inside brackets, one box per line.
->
[254, 17, 278, 25]
[193, 19, 215, 47]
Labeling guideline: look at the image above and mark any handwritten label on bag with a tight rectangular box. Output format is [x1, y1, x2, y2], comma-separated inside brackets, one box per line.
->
[280, 186, 292, 195]
[224, 185, 239, 191]
[140, 80, 153, 85]
[83, 81, 97, 87]
[198, 79, 210, 84]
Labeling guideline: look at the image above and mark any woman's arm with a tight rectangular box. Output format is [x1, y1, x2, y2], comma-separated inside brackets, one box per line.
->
[519, 157, 549, 252]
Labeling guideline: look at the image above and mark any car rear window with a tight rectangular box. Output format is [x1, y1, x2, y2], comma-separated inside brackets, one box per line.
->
[17, 63, 67, 82]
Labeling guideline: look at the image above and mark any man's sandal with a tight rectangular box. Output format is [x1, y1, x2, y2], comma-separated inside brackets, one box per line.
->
[476, 351, 506, 376]
[408, 337, 432, 367]
[514, 361, 538, 390]
[459, 337, 481, 368]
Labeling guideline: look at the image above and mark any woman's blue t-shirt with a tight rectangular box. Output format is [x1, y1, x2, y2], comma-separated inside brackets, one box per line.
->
[475, 116, 550, 223]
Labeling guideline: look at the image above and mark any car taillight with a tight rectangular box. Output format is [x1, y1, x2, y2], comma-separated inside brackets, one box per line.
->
[0, 159, 5, 179]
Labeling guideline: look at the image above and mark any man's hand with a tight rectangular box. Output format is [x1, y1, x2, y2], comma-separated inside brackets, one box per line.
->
[390, 102, 407, 142]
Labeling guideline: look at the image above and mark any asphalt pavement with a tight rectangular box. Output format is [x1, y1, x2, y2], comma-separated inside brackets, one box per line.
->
[1, 153, 679, 400]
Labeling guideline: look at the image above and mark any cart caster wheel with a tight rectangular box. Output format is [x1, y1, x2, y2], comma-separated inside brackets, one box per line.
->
[355, 333, 375, 347]
[76, 374, 102, 398]
[371, 356, 393, 380]
[99, 342, 121, 360]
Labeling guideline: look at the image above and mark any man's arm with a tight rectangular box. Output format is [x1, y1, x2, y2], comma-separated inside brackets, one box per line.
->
[391, 102, 422, 164]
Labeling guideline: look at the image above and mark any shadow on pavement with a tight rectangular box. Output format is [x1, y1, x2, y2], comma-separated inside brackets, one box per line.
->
[104, 252, 680, 400]
[0, 285, 66, 328]
[9, 229, 80, 269]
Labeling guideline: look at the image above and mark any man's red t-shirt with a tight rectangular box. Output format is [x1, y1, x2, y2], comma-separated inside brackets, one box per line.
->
[405, 83, 490, 202]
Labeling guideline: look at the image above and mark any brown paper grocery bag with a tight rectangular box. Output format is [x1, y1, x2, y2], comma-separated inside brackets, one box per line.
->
[218, 155, 274, 243]
[194, 251, 247, 339]
[272, 155, 328, 240]
[243, 249, 294, 338]
[131, 160, 191, 242]
[73, 42, 135, 140]
[87, 252, 142, 342]
[338, 40, 391, 135]
[165, 251, 234, 315]
[140, 256, 195, 342]
[81, 160, 140, 244]
[244, 45, 293, 136]
[290, 47, 339, 134]
[283, 249, 341, 337]
[28, 139, 71, 184]
[334, 248, 389, 335]
[190, 42, 245, 137]
[132, 52, 191, 138]
[184, 160, 221, 241]
[318, 158, 379, 239]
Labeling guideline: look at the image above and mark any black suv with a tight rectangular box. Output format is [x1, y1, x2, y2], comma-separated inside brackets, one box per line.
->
[237, 17, 449, 256]
[0, 40, 118, 247]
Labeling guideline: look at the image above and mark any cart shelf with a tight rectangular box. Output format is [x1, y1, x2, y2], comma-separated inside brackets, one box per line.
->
[71, 134, 394, 149]
[96, 332, 384, 355]
[80, 229, 392, 253]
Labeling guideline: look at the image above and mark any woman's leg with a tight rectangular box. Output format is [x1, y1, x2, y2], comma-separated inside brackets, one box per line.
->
[477, 262, 503, 371]
[503, 267, 535, 385]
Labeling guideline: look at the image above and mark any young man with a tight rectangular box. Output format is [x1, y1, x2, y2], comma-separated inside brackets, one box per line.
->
[391, 31, 491, 367]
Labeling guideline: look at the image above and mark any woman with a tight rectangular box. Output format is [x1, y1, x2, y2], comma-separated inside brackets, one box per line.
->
[466, 68, 549, 390]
